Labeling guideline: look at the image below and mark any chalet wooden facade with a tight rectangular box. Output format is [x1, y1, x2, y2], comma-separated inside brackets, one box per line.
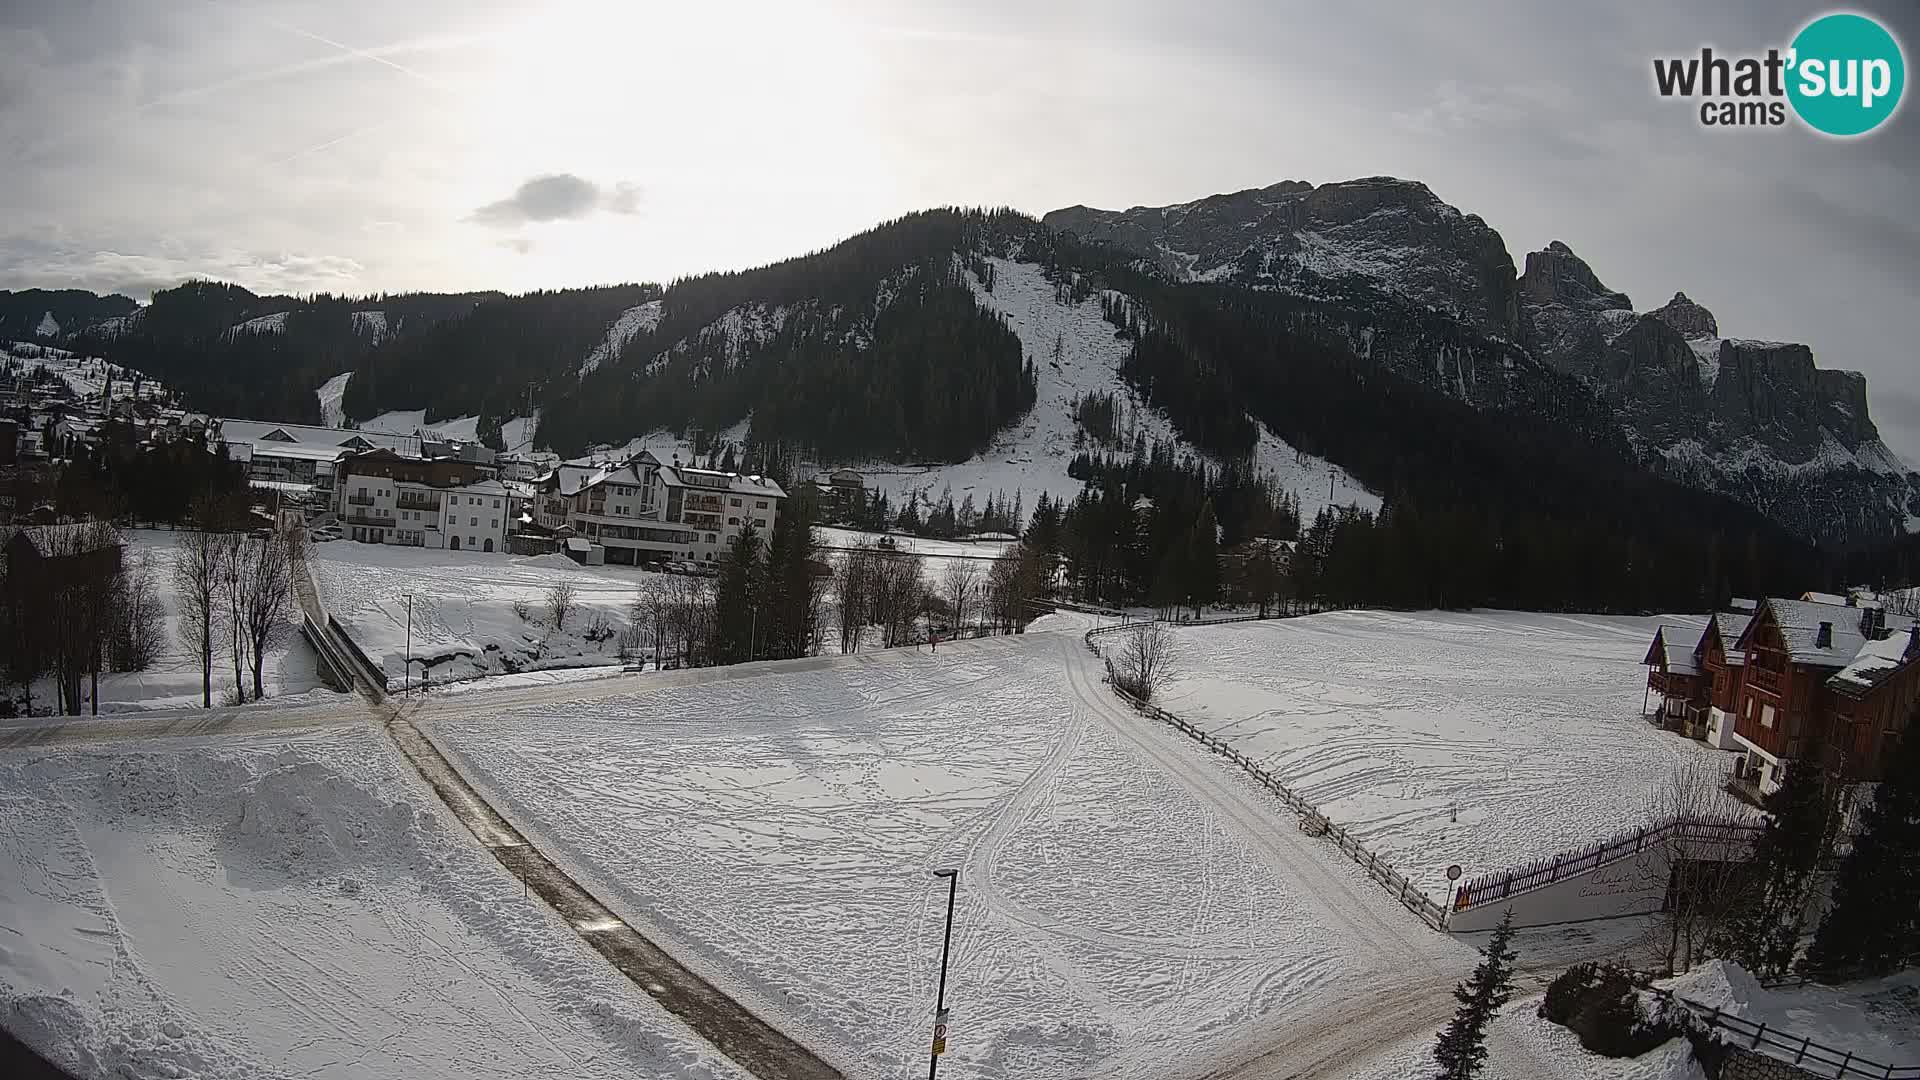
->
[1645, 595, 1917, 799]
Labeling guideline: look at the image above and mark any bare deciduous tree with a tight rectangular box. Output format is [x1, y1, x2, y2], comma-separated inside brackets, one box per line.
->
[173, 527, 227, 709]
[216, 530, 250, 701]
[239, 528, 296, 701]
[110, 552, 165, 672]
[1644, 759, 1753, 974]
[545, 582, 578, 630]
[942, 559, 981, 634]
[1107, 621, 1176, 702]
[835, 544, 874, 654]
[870, 551, 928, 648]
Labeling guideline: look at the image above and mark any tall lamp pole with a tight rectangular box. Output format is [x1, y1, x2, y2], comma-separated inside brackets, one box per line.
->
[928, 868, 958, 1080]
[404, 593, 413, 697]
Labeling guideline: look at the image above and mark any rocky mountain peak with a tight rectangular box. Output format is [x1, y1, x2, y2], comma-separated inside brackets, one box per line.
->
[1517, 241, 1630, 312]
[1648, 291, 1718, 339]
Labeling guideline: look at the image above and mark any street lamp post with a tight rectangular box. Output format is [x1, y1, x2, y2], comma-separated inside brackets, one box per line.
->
[928, 868, 958, 1080]
[404, 593, 413, 696]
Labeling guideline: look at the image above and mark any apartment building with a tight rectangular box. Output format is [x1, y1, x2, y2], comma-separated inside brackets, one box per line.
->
[335, 449, 512, 552]
[535, 450, 785, 565]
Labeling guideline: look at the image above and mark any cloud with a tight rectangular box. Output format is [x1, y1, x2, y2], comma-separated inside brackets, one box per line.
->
[0, 232, 368, 299]
[468, 173, 642, 228]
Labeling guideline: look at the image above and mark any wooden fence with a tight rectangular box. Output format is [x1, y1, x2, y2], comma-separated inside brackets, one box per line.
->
[1453, 815, 1764, 912]
[1083, 621, 1451, 930]
[1644, 984, 1919, 1079]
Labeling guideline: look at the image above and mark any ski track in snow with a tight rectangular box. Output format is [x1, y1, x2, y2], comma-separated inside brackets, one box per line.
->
[0, 726, 751, 1080]
[422, 629, 1523, 1080]
[840, 256, 1377, 522]
[316, 372, 353, 428]
[1160, 610, 1739, 900]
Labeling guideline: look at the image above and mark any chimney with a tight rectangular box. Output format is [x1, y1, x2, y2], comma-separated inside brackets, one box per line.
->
[1816, 621, 1833, 649]
[1863, 606, 1887, 639]
[1908, 623, 1920, 659]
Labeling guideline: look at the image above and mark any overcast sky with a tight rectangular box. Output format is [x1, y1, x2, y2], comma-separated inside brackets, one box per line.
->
[2, 1, 1916, 457]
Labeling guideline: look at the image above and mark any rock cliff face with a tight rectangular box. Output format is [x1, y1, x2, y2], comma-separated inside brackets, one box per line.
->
[1047, 184, 1915, 545]
[1047, 177, 1520, 338]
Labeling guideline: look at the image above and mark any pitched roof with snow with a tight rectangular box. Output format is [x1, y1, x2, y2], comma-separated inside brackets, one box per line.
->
[1710, 611, 1754, 666]
[1751, 598, 1872, 667]
[1829, 624, 1920, 696]
[215, 418, 420, 455]
[1650, 625, 1700, 675]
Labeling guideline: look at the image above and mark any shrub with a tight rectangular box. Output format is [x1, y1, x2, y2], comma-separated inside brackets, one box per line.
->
[1539, 963, 1681, 1058]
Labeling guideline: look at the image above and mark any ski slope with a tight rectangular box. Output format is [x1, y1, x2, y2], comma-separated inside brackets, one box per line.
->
[0, 725, 749, 1080]
[421, 629, 1514, 1080]
[1159, 610, 1738, 899]
[316, 372, 352, 428]
[838, 256, 1378, 521]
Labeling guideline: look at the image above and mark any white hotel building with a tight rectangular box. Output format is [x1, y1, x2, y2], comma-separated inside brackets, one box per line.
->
[535, 450, 785, 565]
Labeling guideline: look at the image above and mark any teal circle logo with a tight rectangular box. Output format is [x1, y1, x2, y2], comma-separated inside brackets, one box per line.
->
[1787, 13, 1905, 136]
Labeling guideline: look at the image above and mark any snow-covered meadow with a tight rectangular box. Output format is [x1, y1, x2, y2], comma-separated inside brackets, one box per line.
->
[424, 631, 1399, 1080]
[1157, 610, 1733, 899]
[0, 725, 750, 1080]
[308, 542, 676, 685]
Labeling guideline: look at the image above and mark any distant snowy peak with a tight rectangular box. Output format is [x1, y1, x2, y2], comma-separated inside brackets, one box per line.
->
[226, 311, 290, 337]
[351, 310, 390, 345]
[91, 309, 144, 338]
[579, 299, 663, 378]
[1045, 176, 1519, 337]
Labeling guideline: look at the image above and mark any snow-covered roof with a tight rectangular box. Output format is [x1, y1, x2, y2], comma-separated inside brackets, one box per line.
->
[1801, 591, 1848, 607]
[1754, 598, 1873, 667]
[1711, 612, 1754, 666]
[1829, 624, 1920, 696]
[245, 442, 350, 463]
[1653, 626, 1699, 675]
[216, 418, 420, 455]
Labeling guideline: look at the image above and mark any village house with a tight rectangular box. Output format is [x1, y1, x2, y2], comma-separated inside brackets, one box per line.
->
[1644, 593, 1919, 800]
[333, 449, 512, 552]
[534, 450, 785, 566]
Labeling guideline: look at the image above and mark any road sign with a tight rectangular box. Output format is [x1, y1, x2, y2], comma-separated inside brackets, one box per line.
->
[1446, 864, 1463, 881]
[931, 1008, 951, 1055]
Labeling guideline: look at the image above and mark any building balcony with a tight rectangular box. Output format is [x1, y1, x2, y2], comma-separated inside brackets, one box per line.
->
[1748, 666, 1784, 694]
[344, 511, 394, 527]
[396, 496, 441, 511]
[346, 494, 377, 507]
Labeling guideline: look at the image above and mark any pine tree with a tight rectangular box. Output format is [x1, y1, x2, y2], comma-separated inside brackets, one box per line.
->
[1802, 728, 1920, 980]
[1709, 758, 1836, 978]
[1432, 911, 1518, 1080]
[714, 524, 764, 663]
[1186, 499, 1220, 619]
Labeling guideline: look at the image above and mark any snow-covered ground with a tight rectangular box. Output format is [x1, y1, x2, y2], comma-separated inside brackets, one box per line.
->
[0, 725, 750, 1080]
[2, 343, 168, 404]
[315, 371, 352, 428]
[815, 525, 1014, 584]
[309, 542, 675, 685]
[1664, 960, 1918, 1066]
[20, 530, 324, 715]
[424, 633, 1404, 1080]
[1158, 610, 1733, 899]
[579, 300, 663, 378]
[831, 256, 1377, 523]
[1342, 992, 1708, 1080]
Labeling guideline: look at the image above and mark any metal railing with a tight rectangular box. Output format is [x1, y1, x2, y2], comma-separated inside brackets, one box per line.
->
[346, 494, 376, 506]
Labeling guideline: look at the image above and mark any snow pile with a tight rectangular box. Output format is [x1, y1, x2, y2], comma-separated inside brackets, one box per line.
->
[0, 727, 751, 1080]
[315, 371, 352, 428]
[1661, 961, 1918, 1066]
[580, 299, 664, 377]
[1160, 610, 1734, 899]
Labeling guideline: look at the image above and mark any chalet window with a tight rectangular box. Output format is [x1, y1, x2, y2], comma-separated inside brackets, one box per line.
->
[470, 517, 479, 527]
[1761, 704, 1776, 729]
[492, 499, 500, 509]
[754, 519, 766, 529]
[728, 517, 739, 526]
[756, 500, 767, 509]
[730, 498, 742, 507]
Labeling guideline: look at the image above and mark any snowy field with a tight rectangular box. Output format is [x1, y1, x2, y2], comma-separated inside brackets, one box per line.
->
[1158, 610, 1733, 899]
[309, 542, 676, 685]
[22, 530, 324, 715]
[424, 631, 1423, 1080]
[0, 725, 749, 1080]
[2, 343, 169, 404]
[815, 525, 1014, 582]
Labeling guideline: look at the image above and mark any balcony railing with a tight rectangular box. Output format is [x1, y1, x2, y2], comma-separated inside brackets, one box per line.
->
[344, 511, 394, 527]
[347, 494, 377, 506]
[1749, 666, 1784, 694]
[396, 496, 441, 511]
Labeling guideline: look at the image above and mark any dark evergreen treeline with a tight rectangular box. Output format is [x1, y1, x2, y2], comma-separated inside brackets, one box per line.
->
[0, 288, 137, 339]
[1076, 272, 1818, 612]
[40, 418, 250, 524]
[539, 208, 1041, 459]
[70, 281, 501, 423]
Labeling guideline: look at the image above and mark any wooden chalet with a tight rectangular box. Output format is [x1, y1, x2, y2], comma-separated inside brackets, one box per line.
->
[1643, 609, 1753, 747]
